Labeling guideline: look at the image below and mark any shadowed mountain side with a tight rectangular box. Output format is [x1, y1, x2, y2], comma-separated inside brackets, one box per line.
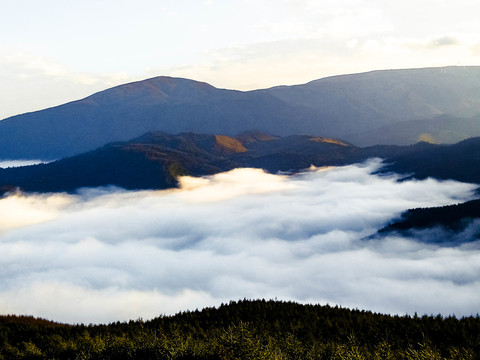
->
[2, 132, 480, 195]
[231, 134, 368, 172]
[377, 199, 480, 241]
[2, 67, 480, 159]
[377, 137, 480, 183]
[346, 114, 480, 146]
[0, 132, 403, 194]
[0, 77, 323, 160]
[265, 66, 480, 139]
[0, 133, 240, 193]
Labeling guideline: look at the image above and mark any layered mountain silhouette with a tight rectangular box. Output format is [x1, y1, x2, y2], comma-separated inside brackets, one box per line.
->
[2, 66, 480, 160]
[2, 131, 480, 195]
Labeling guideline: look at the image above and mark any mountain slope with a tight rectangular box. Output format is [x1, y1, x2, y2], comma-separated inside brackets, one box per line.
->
[2, 299, 480, 359]
[0, 77, 322, 160]
[3, 131, 480, 195]
[377, 136, 480, 183]
[346, 114, 480, 146]
[0, 132, 241, 193]
[2, 67, 480, 160]
[265, 66, 480, 138]
[378, 199, 480, 241]
[0, 131, 384, 194]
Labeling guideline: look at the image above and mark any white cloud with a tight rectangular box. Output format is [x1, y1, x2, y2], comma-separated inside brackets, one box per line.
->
[0, 160, 478, 324]
[0, 160, 46, 168]
[0, 52, 132, 119]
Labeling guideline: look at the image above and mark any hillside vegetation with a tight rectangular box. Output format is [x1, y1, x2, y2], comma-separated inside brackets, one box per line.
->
[378, 199, 480, 241]
[1, 300, 479, 359]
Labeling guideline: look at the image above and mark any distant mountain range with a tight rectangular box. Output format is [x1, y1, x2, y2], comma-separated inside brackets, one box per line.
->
[2, 66, 480, 160]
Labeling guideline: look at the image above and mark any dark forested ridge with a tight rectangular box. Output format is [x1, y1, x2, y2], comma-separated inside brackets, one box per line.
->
[378, 199, 480, 240]
[378, 136, 480, 183]
[3, 132, 480, 195]
[1, 299, 479, 359]
[0, 131, 394, 194]
[2, 66, 480, 159]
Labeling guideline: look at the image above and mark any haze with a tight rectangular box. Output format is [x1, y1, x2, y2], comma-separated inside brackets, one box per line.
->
[2, 0, 480, 119]
[1, 161, 478, 324]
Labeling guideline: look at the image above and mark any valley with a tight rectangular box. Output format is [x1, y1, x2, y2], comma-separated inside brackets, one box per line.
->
[0, 67, 480, 356]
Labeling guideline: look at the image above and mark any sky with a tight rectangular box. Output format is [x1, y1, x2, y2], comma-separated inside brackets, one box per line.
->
[1, 160, 479, 324]
[1, 0, 480, 119]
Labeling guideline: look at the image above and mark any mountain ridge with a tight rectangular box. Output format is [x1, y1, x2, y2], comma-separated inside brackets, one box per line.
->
[2, 66, 480, 160]
[2, 131, 480, 195]
[0, 131, 361, 194]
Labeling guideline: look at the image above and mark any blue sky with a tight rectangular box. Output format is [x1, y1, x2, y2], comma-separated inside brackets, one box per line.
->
[1, 0, 480, 119]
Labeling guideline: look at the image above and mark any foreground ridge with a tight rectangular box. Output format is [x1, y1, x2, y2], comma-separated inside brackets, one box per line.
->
[1, 299, 479, 359]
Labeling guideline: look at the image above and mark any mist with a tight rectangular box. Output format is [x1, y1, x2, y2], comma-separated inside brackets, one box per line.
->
[0, 159, 479, 324]
[0, 160, 47, 168]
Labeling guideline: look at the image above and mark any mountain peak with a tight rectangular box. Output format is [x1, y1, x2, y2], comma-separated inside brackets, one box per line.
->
[3, 66, 480, 160]
[86, 76, 218, 106]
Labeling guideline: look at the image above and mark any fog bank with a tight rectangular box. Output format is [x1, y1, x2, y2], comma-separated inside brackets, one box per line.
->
[0, 160, 478, 324]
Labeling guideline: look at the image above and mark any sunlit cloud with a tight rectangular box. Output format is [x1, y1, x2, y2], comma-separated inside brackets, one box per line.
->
[0, 193, 72, 231]
[177, 168, 294, 202]
[0, 160, 478, 324]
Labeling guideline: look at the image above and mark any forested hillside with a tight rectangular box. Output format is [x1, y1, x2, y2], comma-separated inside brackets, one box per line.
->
[1, 300, 479, 359]
[0, 131, 378, 194]
[3, 132, 480, 196]
[378, 199, 480, 240]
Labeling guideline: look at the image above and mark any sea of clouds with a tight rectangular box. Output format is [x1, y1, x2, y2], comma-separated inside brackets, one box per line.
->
[0, 159, 479, 324]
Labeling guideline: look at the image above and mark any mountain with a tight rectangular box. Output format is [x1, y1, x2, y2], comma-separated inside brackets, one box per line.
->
[2, 66, 480, 160]
[265, 66, 480, 137]
[0, 131, 403, 194]
[0, 132, 239, 193]
[0, 77, 322, 160]
[4, 130, 480, 195]
[377, 136, 480, 183]
[346, 114, 480, 146]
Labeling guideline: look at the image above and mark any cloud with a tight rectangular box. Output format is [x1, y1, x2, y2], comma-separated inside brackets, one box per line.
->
[0, 52, 132, 119]
[0, 160, 479, 324]
[0, 160, 46, 168]
[0, 193, 73, 231]
[430, 36, 459, 47]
